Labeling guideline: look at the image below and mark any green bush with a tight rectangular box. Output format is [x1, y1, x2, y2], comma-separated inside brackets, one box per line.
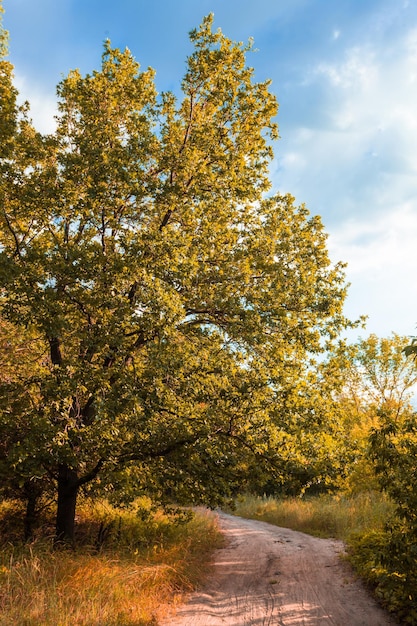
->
[347, 524, 417, 624]
[355, 413, 417, 623]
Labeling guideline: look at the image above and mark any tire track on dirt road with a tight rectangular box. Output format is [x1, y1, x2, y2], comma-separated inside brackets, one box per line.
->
[162, 513, 398, 626]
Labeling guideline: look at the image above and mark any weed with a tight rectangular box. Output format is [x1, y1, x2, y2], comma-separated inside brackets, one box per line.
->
[0, 501, 222, 625]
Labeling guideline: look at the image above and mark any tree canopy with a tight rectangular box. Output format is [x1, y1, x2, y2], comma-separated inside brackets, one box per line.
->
[0, 9, 353, 542]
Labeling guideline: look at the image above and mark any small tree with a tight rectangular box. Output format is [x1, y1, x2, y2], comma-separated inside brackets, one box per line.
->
[359, 338, 417, 619]
[324, 334, 417, 494]
[0, 10, 352, 543]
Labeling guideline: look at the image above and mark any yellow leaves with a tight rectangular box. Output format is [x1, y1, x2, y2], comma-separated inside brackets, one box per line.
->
[0, 1, 8, 61]
[172, 17, 278, 203]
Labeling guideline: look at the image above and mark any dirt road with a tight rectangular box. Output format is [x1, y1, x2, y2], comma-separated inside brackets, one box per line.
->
[162, 513, 397, 626]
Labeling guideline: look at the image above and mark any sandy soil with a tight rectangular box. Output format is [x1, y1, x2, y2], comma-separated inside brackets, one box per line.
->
[162, 512, 398, 626]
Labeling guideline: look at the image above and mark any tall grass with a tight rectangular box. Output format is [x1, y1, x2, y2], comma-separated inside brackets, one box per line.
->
[0, 500, 223, 626]
[232, 491, 395, 540]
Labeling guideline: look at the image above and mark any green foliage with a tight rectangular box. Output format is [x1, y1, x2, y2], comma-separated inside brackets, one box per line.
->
[331, 336, 417, 622]
[326, 334, 417, 419]
[317, 334, 417, 496]
[348, 526, 417, 624]
[344, 406, 417, 623]
[370, 414, 417, 522]
[404, 336, 417, 358]
[353, 334, 417, 413]
[326, 333, 417, 621]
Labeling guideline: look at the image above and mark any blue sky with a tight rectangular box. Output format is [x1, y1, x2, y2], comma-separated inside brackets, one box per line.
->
[3, 0, 417, 340]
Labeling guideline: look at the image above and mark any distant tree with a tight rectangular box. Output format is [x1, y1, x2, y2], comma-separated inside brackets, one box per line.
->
[0, 9, 352, 543]
[334, 334, 417, 422]
[323, 334, 417, 494]
[365, 415, 417, 620]
[365, 335, 417, 619]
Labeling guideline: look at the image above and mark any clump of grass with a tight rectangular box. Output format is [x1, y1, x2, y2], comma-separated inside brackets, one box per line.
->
[232, 491, 395, 540]
[0, 501, 223, 626]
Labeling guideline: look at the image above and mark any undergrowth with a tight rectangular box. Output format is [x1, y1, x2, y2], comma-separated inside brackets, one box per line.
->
[0, 499, 223, 626]
[347, 524, 417, 624]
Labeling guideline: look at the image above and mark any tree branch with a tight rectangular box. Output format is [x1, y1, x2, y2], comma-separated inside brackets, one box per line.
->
[159, 208, 172, 231]
[2, 208, 22, 257]
[76, 459, 105, 488]
[118, 435, 200, 464]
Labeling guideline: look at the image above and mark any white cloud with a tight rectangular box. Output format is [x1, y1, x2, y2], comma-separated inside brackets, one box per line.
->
[328, 204, 417, 338]
[272, 24, 417, 340]
[316, 46, 378, 90]
[14, 73, 57, 134]
[277, 22, 417, 187]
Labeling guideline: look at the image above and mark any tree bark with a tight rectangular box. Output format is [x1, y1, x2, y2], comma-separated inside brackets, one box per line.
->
[23, 480, 39, 541]
[55, 464, 79, 546]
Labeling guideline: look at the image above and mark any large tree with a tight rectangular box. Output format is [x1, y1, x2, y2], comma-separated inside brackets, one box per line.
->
[0, 11, 352, 542]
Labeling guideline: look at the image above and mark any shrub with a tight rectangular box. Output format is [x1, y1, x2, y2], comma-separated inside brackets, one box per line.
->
[347, 525, 417, 624]
[0, 500, 222, 625]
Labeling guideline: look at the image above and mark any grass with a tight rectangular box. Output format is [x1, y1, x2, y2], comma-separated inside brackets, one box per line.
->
[231, 491, 395, 541]
[0, 499, 223, 626]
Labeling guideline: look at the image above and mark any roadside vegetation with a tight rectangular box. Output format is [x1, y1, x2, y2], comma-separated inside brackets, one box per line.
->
[0, 499, 222, 626]
[231, 491, 395, 541]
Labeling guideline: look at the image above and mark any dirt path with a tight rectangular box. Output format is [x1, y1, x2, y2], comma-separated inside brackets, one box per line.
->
[162, 513, 398, 626]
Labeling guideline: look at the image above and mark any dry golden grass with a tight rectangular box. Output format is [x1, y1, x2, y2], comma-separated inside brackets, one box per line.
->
[232, 491, 395, 540]
[0, 501, 223, 626]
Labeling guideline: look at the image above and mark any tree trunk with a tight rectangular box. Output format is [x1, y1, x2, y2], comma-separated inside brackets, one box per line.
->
[55, 464, 79, 546]
[23, 480, 39, 541]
